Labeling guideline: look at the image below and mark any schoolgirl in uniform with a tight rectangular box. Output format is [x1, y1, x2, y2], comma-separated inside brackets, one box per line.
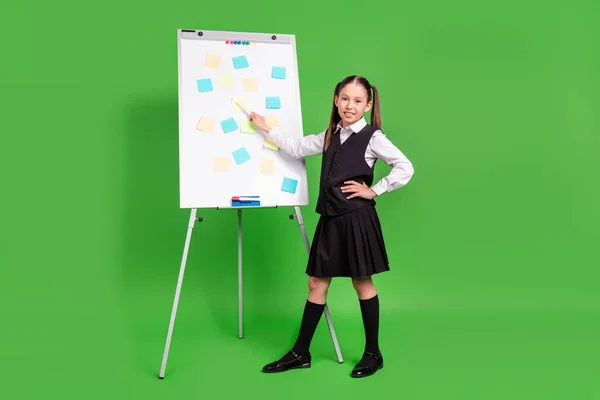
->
[250, 75, 414, 378]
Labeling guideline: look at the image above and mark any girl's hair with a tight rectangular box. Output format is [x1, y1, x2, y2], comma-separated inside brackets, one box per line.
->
[324, 75, 381, 150]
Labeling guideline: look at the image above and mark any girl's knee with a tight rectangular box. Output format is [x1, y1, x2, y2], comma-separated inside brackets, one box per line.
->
[308, 276, 332, 292]
[352, 276, 377, 299]
[352, 276, 373, 290]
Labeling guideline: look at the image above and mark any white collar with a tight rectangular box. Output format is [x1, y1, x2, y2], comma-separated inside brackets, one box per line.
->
[337, 117, 367, 133]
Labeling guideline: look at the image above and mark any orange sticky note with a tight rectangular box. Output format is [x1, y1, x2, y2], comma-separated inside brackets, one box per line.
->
[264, 138, 279, 151]
[196, 117, 214, 132]
[265, 114, 279, 128]
[243, 78, 258, 92]
[213, 156, 230, 172]
[260, 159, 275, 174]
[204, 54, 220, 69]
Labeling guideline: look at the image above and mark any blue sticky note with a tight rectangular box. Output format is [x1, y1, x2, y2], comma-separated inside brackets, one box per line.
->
[281, 177, 298, 194]
[232, 55, 249, 69]
[266, 96, 281, 109]
[220, 117, 239, 133]
[272, 66, 286, 79]
[232, 147, 251, 165]
[196, 78, 213, 93]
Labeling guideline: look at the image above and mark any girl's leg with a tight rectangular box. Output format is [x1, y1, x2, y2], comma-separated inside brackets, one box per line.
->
[352, 277, 380, 354]
[292, 276, 332, 354]
[262, 276, 332, 373]
[351, 276, 383, 377]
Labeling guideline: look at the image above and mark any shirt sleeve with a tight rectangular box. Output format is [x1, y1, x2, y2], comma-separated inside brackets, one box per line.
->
[267, 127, 325, 159]
[368, 131, 415, 196]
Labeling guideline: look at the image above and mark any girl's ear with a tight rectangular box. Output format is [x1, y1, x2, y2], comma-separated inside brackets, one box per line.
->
[334, 95, 339, 107]
[365, 100, 373, 113]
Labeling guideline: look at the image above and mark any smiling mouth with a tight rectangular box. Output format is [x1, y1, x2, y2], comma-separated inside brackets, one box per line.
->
[343, 111, 354, 117]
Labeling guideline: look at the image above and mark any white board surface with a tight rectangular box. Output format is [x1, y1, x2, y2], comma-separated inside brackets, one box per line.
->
[177, 29, 309, 209]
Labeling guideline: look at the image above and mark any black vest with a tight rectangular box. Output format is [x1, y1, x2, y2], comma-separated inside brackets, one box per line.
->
[315, 124, 378, 216]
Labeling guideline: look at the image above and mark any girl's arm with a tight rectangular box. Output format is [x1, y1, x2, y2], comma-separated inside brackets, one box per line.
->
[251, 112, 324, 159]
[267, 126, 325, 159]
[368, 131, 415, 196]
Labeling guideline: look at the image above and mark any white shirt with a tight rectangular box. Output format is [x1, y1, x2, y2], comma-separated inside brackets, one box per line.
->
[267, 117, 414, 196]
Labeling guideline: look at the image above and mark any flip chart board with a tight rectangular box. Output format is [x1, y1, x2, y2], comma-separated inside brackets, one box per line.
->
[177, 29, 309, 209]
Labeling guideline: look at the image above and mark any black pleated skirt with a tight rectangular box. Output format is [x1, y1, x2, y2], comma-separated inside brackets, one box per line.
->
[306, 205, 390, 278]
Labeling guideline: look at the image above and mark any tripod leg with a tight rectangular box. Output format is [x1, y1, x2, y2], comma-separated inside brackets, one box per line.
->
[238, 208, 243, 339]
[323, 304, 343, 363]
[293, 206, 344, 363]
[159, 208, 197, 379]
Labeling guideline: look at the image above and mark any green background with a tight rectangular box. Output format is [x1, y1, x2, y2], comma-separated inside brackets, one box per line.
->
[1, 0, 599, 398]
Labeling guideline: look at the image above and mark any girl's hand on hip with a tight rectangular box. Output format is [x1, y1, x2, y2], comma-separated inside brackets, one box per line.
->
[341, 181, 377, 200]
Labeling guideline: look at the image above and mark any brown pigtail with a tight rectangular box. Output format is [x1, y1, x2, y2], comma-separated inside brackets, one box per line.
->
[370, 85, 382, 130]
[324, 81, 342, 151]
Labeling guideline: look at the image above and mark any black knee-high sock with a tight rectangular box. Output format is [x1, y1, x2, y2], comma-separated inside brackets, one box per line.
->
[290, 300, 325, 355]
[359, 295, 380, 356]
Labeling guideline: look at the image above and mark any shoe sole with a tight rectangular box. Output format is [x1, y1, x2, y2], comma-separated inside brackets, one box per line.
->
[262, 363, 311, 373]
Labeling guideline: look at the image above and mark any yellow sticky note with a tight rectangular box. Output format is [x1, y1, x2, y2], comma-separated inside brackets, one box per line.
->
[204, 54, 220, 69]
[260, 159, 275, 174]
[232, 97, 247, 112]
[241, 120, 256, 134]
[265, 114, 279, 128]
[264, 138, 279, 151]
[213, 156, 230, 172]
[196, 117, 214, 132]
[250, 42, 256, 47]
[243, 78, 258, 92]
[220, 73, 235, 88]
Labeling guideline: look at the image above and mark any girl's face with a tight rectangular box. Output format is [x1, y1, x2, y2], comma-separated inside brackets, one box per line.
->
[335, 82, 372, 127]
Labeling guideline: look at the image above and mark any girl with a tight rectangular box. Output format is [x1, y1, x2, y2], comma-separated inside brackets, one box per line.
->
[250, 75, 414, 378]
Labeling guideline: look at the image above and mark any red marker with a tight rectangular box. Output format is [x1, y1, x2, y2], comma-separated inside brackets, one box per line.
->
[232, 196, 260, 202]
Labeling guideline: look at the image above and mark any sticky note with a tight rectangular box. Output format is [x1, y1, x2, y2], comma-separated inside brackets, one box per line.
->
[266, 96, 281, 109]
[250, 42, 256, 46]
[232, 147, 251, 165]
[241, 120, 256, 134]
[272, 66, 286, 79]
[196, 78, 213, 93]
[260, 160, 275, 174]
[220, 117, 239, 133]
[243, 78, 258, 92]
[265, 114, 279, 128]
[204, 54, 220, 69]
[196, 117, 214, 132]
[214, 157, 230, 172]
[281, 177, 298, 194]
[232, 97, 247, 112]
[264, 138, 279, 151]
[232, 55, 249, 69]
[220, 73, 235, 88]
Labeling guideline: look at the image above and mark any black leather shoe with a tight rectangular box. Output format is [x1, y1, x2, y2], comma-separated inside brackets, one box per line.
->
[262, 350, 311, 373]
[351, 351, 384, 378]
